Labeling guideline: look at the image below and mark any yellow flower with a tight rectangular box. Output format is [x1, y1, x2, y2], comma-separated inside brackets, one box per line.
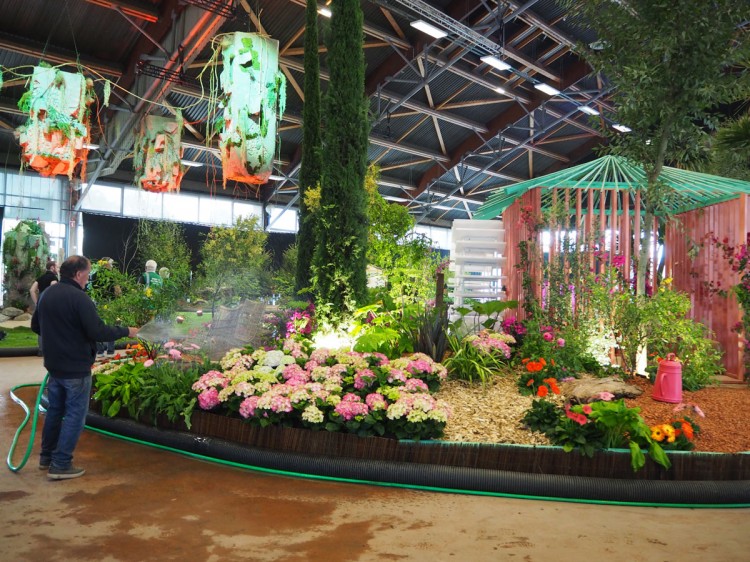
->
[664, 277, 673, 285]
[651, 426, 664, 441]
[662, 424, 676, 443]
[145, 288, 153, 297]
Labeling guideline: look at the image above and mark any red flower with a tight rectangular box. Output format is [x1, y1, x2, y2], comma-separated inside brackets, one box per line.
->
[537, 385, 549, 398]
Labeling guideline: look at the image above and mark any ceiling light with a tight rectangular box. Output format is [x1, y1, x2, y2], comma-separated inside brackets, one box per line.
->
[494, 87, 506, 95]
[612, 124, 632, 133]
[317, 7, 331, 18]
[578, 106, 600, 116]
[410, 20, 448, 39]
[83, 143, 99, 150]
[481, 55, 511, 71]
[181, 159, 204, 167]
[268, 174, 286, 181]
[534, 83, 560, 96]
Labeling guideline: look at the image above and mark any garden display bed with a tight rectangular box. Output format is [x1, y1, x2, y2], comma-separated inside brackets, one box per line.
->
[85, 398, 750, 508]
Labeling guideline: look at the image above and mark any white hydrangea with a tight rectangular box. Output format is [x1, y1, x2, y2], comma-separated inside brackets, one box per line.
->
[262, 350, 286, 367]
[301, 405, 324, 424]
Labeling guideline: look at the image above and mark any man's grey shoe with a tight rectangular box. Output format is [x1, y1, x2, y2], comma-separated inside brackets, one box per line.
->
[39, 461, 50, 470]
[48, 466, 85, 480]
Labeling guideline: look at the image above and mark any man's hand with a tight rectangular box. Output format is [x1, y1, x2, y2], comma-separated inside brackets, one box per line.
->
[128, 327, 139, 338]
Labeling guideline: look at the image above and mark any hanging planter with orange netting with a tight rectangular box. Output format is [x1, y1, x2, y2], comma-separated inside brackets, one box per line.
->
[15, 65, 95, 179]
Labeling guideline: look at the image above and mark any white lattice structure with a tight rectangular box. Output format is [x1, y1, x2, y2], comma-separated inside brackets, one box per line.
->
[448, 219, 506, 322]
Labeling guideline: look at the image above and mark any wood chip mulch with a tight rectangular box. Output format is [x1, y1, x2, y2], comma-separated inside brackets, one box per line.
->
[436, 374, 750, 453]
[624, 377, 750, 453]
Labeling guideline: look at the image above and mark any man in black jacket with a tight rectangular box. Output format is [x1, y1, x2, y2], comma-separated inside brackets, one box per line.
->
[31, 255, 138, 480]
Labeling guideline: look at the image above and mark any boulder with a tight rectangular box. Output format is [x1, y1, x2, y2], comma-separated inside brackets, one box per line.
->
[14, 313, 32, 321]
[1, 307, 24, 318]
[0, 314, 11, 323]
[561, 376, 643, 404]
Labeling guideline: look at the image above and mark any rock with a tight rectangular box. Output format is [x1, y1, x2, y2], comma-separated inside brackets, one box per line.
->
[14, 313, 32, 321]
[0, 314, 11, 323]
[561, 376, 643, 404]
[1, 307, 24, 318]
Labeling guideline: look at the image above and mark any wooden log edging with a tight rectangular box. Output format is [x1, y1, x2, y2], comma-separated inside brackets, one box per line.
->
[153, 410, 750, 482]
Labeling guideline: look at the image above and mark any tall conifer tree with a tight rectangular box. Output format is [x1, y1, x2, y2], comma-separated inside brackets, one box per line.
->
[294, 0, 323, 295]
[313, 0, 369, 321]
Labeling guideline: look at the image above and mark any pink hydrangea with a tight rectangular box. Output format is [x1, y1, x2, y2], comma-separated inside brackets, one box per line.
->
[198, 388, 220, 410]
[334, 393, 369, 421]
[406, 359, 433, 375]
[239, 396, 259, 418]
[270, 395, 293, 414]
[543, 332, 554, 342]
[557, 338, 565, 347]
[404, 378, 429, 393]
[386, 368, 408, 384]
[354, 368, 377, 390]
[282, 363, 308, 381]
[365, 393, 388, 411]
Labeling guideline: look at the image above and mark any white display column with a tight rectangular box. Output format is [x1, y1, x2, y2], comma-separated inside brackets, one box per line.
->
[448, 219, 506, 322]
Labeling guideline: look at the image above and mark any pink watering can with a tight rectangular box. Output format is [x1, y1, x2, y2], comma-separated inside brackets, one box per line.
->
[652, 353, 682, 404]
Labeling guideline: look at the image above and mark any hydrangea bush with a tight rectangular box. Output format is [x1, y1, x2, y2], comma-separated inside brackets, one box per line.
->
[192, 339, 451, 440]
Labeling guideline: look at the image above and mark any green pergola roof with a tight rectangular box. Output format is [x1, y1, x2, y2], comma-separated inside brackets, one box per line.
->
[474, 155, 750, 220]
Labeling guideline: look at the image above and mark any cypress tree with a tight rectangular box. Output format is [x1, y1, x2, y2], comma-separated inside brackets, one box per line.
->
[294, 0, 323, 295]
[313, 0, 369, 321]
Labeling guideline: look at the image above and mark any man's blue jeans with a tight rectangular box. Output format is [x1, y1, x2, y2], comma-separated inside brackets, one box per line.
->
[40, 375, 92, 470]
[96, 341, 115, 355]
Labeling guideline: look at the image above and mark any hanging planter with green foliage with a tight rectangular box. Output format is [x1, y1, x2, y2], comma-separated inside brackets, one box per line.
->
[218, 33, 286, 185]
[15, 65, 95, 179]
[134, 112, 185, 193]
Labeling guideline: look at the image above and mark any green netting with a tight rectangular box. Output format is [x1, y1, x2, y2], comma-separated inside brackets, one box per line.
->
[474, 155, 750, 219]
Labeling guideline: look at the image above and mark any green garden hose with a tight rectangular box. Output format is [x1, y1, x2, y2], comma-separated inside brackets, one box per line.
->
[6, 374, 48, 472]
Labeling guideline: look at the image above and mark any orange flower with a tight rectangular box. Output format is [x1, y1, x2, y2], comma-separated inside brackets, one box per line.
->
[551, 358, 555, 366]
[522, 358, 530, 364]
[526, 378, 535, 386]
[680, 420, 694, 440]
[537, 385, 549, 397]
[539, 358, 547, 366]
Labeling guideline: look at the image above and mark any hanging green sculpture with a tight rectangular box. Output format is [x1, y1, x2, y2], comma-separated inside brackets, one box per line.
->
[2, 220, 51, 309]
[218, 33, 286, 185]
[134, 112, 185, 193]
[16, 65, 95, 179]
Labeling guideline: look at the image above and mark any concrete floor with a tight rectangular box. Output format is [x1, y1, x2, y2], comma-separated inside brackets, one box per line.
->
[1, 356, 748, 562]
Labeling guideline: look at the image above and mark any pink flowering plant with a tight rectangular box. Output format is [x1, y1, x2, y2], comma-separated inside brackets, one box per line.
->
[445, 329, 516, 385]
[191, 339, 450, 439]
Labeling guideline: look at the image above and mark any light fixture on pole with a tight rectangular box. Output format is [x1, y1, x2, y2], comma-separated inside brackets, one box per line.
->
[612, 124, 632, 133]
[481, 55, 511, 71]
[318, 6, 331, 18]
[410, 19, 448, 39]
[181, 159, 204, 167]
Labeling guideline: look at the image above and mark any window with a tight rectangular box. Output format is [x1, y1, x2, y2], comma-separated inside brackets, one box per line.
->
[81, 184, 122, 214]
[123, 188, 162, 219]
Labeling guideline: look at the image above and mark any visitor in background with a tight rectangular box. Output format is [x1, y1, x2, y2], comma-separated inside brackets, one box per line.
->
[29, 259, 59, 355]
[30, 259, 59, 305]
[141, 259, 163, 290]
[31, 255, 138, 480]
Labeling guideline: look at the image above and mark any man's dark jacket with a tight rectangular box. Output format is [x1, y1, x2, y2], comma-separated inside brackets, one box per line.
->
[31, 277, 129, 378]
